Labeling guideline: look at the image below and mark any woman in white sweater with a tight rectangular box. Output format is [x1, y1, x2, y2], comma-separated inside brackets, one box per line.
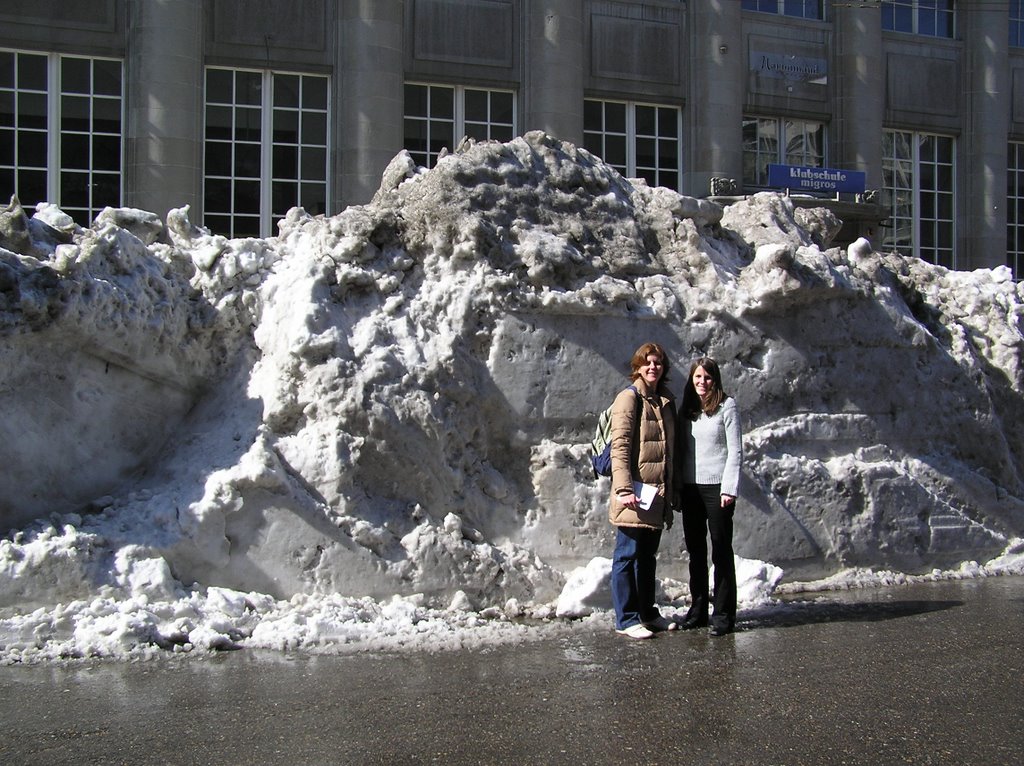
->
[676, 356, 743, 636]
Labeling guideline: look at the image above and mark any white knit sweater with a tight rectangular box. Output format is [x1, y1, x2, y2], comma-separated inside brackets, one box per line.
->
[680, 397, 743, 497]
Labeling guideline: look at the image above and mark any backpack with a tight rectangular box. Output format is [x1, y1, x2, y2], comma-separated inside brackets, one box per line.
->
[589, 385, 639, 478]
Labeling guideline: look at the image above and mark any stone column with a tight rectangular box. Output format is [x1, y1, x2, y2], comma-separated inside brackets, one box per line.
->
[524, 0, 584, 144]
[962, 4, 1009, 270]
[687, 0, 744, 197]
[337, 0, 405, 208]
[834, 4, 884, 193]
[125, 0, 203, 220]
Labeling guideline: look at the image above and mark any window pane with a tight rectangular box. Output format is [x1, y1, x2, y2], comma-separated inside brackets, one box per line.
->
[92, 134, 120, 171]
[273, 109, 299, 144]
[405, 118, 427, 155]
[93, 98, 120, 134]
[18, 92, 46, 131]
[273, 145, 297, 178]
[18, 169, 46, 205]
[299, 145, 323, 179]
[464, 89, 488, 123]
[61, 59, 91, 95]
[301, 111, 326, 145]
[491, 92, 514, 124]
[233, 215, 260, 238]
[0, 52, 12, 89]
[0, 128, 12, 162]
[233, 179, 260, 213]
[491, 124, 513, 142]
[275, 75, 299, 108]
[302, 76, 327, 109]
[300, 182, 326, 214]
[636, 137, 655, 169]
[204, 214, 231, 235]
[658, 108, 678, 138]
[659, 138, 676, 165]
[605, 134, 627, 167]
[205, 144, 231, 176]
[234, 142, 261, 177]
[235, 71, 262, 106]
[204, 178, 231, 211]
[635, 106, 655, 136]
[429, 120, 453, 154]
[206, 106, 232, 140]
[637, 168, 657, 188]
[93, 60, 121, 96]
[18, 53, 47, 91]
[207, 69, 233, 103]
[606, 103, 626, 134]
[92, 172, 119, 206]
[19, 131, 47, 165]
[61, 95, 90, 132]
[61, 171, 89, 206]
[235, 107, 261, 143]
[430, 86, 454, 117]
[0, 92, 12, 128]
[273, 179, 297, 214]
[405, 84, 428, 118]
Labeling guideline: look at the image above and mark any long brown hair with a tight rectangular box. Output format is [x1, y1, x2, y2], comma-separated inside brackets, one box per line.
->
[629, 342, 671, 385]
[682, 356, 726, 420]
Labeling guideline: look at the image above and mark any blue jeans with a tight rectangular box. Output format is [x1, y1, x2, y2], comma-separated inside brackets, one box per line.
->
[610, 526, 663, 630]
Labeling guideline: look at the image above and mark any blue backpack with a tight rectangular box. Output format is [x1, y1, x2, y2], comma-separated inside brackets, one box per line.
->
[590, 386, 639, 478]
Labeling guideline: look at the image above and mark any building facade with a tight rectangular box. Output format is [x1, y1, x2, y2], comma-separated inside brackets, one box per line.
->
[1, 1, 1022, 276]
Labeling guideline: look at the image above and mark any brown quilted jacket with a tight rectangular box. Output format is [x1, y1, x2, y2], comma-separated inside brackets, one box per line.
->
[607, 376, 676, 529]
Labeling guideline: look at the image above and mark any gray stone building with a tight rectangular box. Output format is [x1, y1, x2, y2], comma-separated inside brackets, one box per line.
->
[1, 1, 1022, 275]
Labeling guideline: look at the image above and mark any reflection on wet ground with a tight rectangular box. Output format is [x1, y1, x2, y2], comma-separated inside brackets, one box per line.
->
[1, 576, 1022, 766]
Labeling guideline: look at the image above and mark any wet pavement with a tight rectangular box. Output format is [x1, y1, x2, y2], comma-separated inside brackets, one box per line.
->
[1, 575, 1022, 765]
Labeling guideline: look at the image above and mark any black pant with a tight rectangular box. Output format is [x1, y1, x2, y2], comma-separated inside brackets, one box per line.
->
[682, 483, 736, 629]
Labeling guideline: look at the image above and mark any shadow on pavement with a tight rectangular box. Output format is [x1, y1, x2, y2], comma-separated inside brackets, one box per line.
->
[738, 597, 963, 630]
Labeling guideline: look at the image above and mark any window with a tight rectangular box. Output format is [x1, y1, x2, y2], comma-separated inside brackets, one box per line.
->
[1008, 142, 1024, 279]
[742, 0, 824, 20]
[883, 130, 955, 268]
[1012, 1, 1024, 48]
[60, 57, 123, 227]
[882, 1, 955, 38]
[404, 83, 516, 169]
[0, 50, 122, 227]
[204, 67, 329, 239]
[742, 117, 825, 188]
[583, 100, 682, 191]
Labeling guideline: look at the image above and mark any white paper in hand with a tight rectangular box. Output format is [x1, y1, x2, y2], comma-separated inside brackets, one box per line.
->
[632, 481, 658, 510]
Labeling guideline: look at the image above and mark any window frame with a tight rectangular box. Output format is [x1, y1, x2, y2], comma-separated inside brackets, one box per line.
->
[1007, 141, 1024, 280]
[0, 48, 124, 227]
[742, 115, 826, 191]
[583, 98, 683, 192]
[882, 129, 956, 268]
[403, 82, 517, 170]
[741, 0, 825, 21]
[203, 66, 331, 239]
[1012, 0, 1024, 48]
[881, 0, 956, 39]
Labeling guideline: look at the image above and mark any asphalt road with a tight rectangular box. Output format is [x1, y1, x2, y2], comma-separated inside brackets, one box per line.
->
[1, 576, 1022, 765]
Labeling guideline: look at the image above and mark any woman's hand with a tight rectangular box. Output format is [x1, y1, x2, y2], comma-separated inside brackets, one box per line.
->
[619, 493, 640, 510]
[721, 494, 736, 508]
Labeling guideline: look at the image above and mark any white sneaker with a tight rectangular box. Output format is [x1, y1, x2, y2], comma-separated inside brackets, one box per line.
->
[643, 615, 678, 632]
[615, 623, 654, 639]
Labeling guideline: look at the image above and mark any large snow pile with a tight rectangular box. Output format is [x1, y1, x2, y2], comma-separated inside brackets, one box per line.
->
[1, 131, 1022, 662]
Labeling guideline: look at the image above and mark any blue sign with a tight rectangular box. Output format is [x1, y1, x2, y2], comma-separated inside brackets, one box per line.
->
[768, 164, 866, 194]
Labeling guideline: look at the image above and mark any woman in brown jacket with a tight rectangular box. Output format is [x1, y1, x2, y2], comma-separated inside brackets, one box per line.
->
[608, 342, 677, 639]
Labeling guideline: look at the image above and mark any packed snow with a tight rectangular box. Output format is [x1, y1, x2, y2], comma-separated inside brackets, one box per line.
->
[1, 131, 1022, 662]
